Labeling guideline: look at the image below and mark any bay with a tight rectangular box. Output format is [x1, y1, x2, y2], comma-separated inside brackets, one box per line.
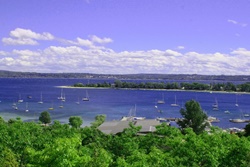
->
[0, 78, 249, 129]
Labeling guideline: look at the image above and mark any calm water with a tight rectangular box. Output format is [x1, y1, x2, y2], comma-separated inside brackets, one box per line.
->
[0, 78, 250, 129]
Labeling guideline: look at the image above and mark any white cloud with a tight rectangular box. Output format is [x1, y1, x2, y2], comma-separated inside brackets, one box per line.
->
[10, 28, 54, 40]
[2, 28, 54, 45]
[177, 46, 185, 50]
[228, 19, 248, 27]
[0, 51, 9, 56]
[0, 57, 15, 66]
[76, 38, 93, 47]
[231, 48, 250, 56]
[1, 46, 250, 75]
[228, 19, 238, 25]
[61, 36, 112, 50]
[164, 49, 182, 57]
[90, 35, 113, 44]
[13, 49, 41, 57]
[2, 37, 38, 45]
[1, 28, 250, 75]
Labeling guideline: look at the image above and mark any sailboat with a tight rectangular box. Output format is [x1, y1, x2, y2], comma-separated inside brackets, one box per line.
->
[229, 110, 246, 123]
[58, 89, 65, 101]
[61, 93, 66, 102]
[38, 92, 43, 104]
[18, 94, 23, 103]
[82, 90, 90, 101]
[235, 95, 239, 107]
[59, 101, 64, 108]
[48, 101, 54, 110]
[75, 97, 80, 105]
[212, 98, 219, 110]
[157, 93, 165, 104]
[171, 95, 179, 107]
[12, 102, 18, 110]
[25, 102, 29, 112]
[121, 104, 146, 121]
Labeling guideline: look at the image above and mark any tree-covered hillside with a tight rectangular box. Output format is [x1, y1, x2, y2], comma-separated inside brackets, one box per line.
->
[1, 70, 250, 81]
[1, 112, 250, 166]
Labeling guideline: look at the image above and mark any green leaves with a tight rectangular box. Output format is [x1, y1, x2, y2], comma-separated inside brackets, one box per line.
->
[1, 110, 250, 166]
[90, 115, 106, 128]
[69, 116, 83, 129]
[178, 100, 208, 134]
[39, 111, 51, 125]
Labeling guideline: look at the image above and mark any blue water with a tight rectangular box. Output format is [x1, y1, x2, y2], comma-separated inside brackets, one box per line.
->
[0, 78, 250, 129]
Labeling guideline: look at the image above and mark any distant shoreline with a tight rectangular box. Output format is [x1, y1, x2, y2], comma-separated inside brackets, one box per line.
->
[56, 85, 250, 94]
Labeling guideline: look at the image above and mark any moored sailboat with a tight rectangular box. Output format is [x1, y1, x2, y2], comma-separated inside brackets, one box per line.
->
[76, 97, 80, 104]
[38, 92, 43, 104]
[25, 102, 29, 112]
[171, 95, 179, 107]
[59, 101, 64, 108]
[82, 90, 90, 101]
[58, 89, 65, 101]
[121, 104, 146, 121]
[157, 93, 165, 104]
[212, 98, 219, 110]
[18, 94, 23, 103]
[235, 94, 239, 107]
[48, 101, 54, 110]
[229, 110, 246, 123]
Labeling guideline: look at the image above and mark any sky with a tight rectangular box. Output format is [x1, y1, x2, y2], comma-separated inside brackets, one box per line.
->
[0, 0, 250, 75]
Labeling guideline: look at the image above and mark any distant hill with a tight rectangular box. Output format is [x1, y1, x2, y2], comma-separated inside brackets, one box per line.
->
[0, 70, 249, 81]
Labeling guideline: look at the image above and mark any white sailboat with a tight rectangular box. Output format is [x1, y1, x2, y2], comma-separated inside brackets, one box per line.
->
[235, 95, 239, 107]
[38, 92, 43, 104]
[18, 94, 23, 103]
[61, 93, 66, 102]
[212, 98, 219, 110]
[121, 104, 146, 121]
[229, 110, 246, 123]
[25, 102, 29, 112]
[244, 113, 250, 117]
[171, 95, 179, 107]
[75, 97, 80, 104]
[59, 101, 64, 108]
[82, 90, 90, 101]
[58, 89, 65, 101]
[12, 102, 18, 110]
[48, 101, 54, 110]
[157, 93, 165, 104]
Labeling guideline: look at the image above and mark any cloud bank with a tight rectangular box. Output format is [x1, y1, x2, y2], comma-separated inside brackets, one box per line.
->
[0, 28, 249, 75]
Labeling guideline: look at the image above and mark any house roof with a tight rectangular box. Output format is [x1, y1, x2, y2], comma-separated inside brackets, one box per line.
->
[98, 119, 162, 134]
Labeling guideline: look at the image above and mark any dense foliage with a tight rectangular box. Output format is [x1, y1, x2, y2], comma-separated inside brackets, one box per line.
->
[69, 116, 83, 128]
[74, 80, 250, 92]
[39, 111, 51, 125]
[1, 114, 250, 166]
[178, 100, 209, 134]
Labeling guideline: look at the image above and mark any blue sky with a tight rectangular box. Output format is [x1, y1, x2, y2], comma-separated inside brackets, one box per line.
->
[0, 0, 250, 75]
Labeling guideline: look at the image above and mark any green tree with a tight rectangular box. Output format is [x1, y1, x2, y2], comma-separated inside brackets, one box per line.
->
[69, 116, 83, 128]
[178, 100, 208, 134]
[39, 111, 51, 125]
[0, 147, 19, 167]
[114, 80, 122, 88]
[244, 123, 250, 136]
[91, 115, 106, 128]
[26, 137, 84, 167]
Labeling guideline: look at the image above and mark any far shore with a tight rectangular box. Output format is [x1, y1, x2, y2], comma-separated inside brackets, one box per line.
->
[55, 85, 250, 95]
